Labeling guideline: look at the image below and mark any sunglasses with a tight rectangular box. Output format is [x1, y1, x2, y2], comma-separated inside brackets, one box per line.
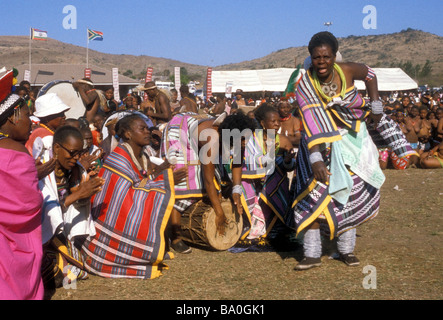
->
[57, 143, 86, 158]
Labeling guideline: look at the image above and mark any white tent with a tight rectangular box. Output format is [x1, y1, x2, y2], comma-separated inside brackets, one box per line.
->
[354, 68, 418, 92]
[211, 68, 301, 93]
[210, 67, 417, 93]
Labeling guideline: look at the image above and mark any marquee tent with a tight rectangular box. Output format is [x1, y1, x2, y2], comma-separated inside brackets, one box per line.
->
[210, 68, 301, 93]
[210, 67, 417, 93]
[354, 68, 418, 92]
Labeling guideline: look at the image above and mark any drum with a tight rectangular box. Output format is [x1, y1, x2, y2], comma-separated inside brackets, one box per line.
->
[37, 80, 85, 119]
[180, 198, 243, 251]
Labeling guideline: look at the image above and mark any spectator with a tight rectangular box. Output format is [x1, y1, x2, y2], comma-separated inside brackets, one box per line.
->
[0, 79, 44, 300]
[41, 126, 104, 297]
[420, 141, 443, 169]
[417, 106, 432, 152]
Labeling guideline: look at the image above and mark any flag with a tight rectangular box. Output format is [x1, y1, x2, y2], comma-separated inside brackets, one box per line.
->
[283, 64, 302, 102]
[88, 29, 103, 41]
[31, 28, 48, 41]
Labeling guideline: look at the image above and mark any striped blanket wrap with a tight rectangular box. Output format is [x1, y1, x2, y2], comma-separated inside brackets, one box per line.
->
[160, 113, 213, 199]
[292, 70, 385, 239]
[240, 132, 295, 240]
[81, 145, 175, 279]
[367, 114, 417, 159]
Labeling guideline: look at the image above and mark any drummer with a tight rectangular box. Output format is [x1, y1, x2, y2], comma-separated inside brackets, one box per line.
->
[72, 78, 107, 123]
[138, 81, 172, 127]
[161, 112, 257, 254]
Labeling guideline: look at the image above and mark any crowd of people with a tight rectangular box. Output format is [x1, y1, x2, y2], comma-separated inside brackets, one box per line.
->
[1, 31, 442, 300]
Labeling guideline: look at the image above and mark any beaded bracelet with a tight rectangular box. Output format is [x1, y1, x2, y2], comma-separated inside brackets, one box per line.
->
[232, 184, 243, 195]
[309, 151, 323, 165]
[370, 100, 383, 115]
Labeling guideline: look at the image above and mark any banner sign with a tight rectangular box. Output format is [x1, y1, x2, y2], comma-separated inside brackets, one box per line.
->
[225, 81, 233, 98]
[143, 67, 153, 101]
[24, 70, 31, 82]
[206, 68, 213, 99]
[112, 67, 120, 102]
[175, 67, 181, 100]
[84, 68, 91, 79]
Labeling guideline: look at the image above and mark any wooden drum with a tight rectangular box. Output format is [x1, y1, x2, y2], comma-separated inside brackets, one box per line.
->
[181, 199, 243, 251]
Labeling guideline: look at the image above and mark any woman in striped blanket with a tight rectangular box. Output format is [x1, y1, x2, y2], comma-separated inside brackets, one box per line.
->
[237, 104, 297, 245]
[82, 114, 183, 279]
[292, 32, 415, 270]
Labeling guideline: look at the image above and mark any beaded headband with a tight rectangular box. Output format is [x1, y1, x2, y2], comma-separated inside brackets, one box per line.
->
[0, 94, 21, 117]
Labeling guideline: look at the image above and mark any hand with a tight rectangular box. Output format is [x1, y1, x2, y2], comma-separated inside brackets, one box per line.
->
[79, 152, 100, 171]
[370, 113, 383, 126]
[151, 130, 162, 138]
[232, 192, 243, 215]
[312, 161, 331, 184]
[284, 149, 297, 164]
[172, 167, 187, 185]
[215, 211, 227, 236]
[77, 175, 105, 199]
[150, 161, 171, 178]
[36, 157, 56, 180]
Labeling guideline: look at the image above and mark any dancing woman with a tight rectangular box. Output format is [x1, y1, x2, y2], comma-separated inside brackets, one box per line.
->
[293, 32, 389, 270]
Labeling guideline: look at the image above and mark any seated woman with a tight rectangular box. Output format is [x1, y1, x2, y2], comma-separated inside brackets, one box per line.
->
[417, 106, 432, 152]
[81, 114, 184, 279]
[0, 82, 44, 300]
[239, 104, 296, 244]
[41, 126, 105, 296]
[420, 141, 443, 169]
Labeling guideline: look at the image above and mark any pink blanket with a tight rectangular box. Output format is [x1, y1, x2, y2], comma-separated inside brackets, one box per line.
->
[0, 148, 44, 300]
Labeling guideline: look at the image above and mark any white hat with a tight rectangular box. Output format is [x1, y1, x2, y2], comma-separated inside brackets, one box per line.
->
[34, 93, 70, 118]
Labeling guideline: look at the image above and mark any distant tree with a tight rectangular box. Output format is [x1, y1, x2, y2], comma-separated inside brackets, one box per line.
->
[169, 67, 190, 85]
[419, 60, 432, 78]
[123, 69, 133, 77]
[162, 69, 170, 77]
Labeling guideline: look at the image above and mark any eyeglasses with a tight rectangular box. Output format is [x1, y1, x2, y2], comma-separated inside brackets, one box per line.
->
[57, 143, 85, 158]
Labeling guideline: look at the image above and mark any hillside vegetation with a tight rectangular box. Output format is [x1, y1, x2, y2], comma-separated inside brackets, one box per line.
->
[1, 29, 442, 86]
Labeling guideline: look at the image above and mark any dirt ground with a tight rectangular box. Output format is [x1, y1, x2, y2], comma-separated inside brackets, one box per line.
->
[51, 168, 442, 301]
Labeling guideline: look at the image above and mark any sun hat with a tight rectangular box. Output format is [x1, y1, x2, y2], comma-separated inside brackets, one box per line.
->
[34, 93, 70, 118]
[137, 81, 157, 91]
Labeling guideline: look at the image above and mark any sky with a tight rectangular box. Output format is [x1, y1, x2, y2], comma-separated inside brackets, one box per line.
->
[1, 0, 442, 67]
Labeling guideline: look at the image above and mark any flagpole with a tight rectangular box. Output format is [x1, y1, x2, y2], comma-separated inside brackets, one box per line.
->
[29, 28, 32, 83]
[86, 28, 89, 69]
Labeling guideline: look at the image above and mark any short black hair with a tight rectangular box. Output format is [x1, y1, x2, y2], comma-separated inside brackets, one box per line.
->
[308, 31, 339, 56]
[254, 103, 278, 126]
[53, 125, 83, 147]
[115, 114, 143, 141]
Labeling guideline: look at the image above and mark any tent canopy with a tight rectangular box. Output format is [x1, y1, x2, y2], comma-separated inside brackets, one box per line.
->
[354, 68, 418, 92]
[211, 68, 300, 93]
[210, 67, 417, 93]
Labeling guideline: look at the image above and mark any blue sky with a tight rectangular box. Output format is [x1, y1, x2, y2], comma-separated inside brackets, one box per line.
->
[2, 0, 442, 66]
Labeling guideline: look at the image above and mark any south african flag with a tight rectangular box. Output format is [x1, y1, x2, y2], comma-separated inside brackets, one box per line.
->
[88, 29, 103, 41]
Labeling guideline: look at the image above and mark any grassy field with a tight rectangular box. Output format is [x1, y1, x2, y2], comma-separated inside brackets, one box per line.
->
[52, 168, 442, 302]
